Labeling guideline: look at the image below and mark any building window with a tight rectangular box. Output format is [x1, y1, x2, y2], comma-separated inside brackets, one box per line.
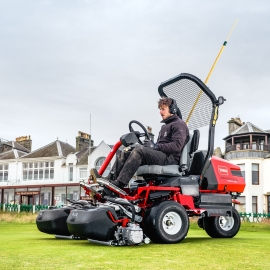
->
[23, 162, 54, 181]
[259, 140, 264, 150]
[252, 196, 257, 213]
[243, 143, 249, 150]
[54, 186, 66, 206]
[79, 168, 87, 179]
[267, 196, 270, 214]
[95, 157, 111, 177]
[237, 164, 245, 180]
[67, 186, 79, 201]
[40, 187, 52, 205]
[235, 196, 246, 212]
[69, 164, 73, 181]
[252, 142, 257, 150]
[0, 164, 9, 182]
[252, 163, 259, 185]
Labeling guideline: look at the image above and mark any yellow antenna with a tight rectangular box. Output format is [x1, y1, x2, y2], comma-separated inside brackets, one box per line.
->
[186, 19, 238, 125]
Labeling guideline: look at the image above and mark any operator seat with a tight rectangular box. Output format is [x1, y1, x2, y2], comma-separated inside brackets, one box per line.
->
[136, 129, 200, 177]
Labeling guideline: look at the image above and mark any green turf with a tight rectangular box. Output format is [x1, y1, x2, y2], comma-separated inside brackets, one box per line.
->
[0, 222, 269, 270]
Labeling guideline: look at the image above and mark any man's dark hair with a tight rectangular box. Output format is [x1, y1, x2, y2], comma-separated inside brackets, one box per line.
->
[158, 97, 172, 108]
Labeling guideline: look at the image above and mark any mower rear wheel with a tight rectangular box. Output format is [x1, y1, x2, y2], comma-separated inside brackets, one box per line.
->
[144, 201, 189, 244]
[204, 207, 241, 238]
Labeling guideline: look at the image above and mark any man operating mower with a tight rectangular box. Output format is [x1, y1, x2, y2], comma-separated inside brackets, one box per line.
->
[90, 97, 189, 189]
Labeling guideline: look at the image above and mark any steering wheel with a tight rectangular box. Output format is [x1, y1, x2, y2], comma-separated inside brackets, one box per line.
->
[128, 120, 151, 145]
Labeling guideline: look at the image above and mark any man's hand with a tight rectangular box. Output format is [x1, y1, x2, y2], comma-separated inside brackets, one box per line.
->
[144, 139, 158, 150]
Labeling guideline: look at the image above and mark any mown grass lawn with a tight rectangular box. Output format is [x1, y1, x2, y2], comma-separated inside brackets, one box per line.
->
[0, 220, 269, 270]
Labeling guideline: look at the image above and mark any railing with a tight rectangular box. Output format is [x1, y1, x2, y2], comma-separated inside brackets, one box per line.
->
[239, 212, 270, 222]
[226, 143, 270, 153]
[0, 203, 50, 213]
[1, 204, 270, 223]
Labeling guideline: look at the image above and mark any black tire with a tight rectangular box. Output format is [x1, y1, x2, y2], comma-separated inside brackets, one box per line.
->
[204, 207, 241, 238]
[144, 201, 189, 244]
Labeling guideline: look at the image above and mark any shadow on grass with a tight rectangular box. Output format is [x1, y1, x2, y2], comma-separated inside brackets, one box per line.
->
[35, 234, 253, 248]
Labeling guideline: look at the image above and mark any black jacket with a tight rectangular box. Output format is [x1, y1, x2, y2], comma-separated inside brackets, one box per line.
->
[156, 114, 189, 163]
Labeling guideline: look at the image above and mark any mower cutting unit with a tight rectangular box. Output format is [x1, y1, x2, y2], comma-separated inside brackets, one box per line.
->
[36, 73, 245, 245]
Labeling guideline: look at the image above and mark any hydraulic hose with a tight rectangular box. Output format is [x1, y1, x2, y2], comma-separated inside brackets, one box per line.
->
[105, 197, 135, 223]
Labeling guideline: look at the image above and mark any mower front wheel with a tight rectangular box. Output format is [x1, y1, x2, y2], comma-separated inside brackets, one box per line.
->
[144, 201, 189, 244]
[204, 207, 241, 238]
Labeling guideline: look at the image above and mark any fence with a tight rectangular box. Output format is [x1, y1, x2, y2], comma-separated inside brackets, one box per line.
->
[239, 212, 270, 222]
[0, 203, 50, 213]
[1, 204, 270, 222]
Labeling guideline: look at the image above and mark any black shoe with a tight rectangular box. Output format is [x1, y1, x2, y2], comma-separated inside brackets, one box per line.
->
[90, 168, 101, 183]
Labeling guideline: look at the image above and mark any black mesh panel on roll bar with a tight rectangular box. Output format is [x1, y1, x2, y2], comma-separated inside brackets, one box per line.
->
[159, 74, 215, 131]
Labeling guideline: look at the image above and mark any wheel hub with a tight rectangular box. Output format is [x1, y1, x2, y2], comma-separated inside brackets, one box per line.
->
[162, 212, 182, 235]
[219, 216, 234, 231]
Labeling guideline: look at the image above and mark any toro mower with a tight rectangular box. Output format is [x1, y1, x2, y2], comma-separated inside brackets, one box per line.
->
[36, 73, 245, 245]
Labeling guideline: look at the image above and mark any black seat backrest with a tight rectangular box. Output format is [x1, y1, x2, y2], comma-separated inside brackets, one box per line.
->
[179, 129, 200, 170]
[189, 129, 200, 155]
[188, 150, 206, 175]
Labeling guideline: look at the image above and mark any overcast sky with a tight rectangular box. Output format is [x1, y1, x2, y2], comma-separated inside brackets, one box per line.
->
[1, 0, 270, 152]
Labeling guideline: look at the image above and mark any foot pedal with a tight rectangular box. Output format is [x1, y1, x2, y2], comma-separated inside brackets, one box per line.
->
[97, 179, 128, 196]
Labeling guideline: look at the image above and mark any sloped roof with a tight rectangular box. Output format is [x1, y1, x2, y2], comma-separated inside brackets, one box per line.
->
[0, 150, 16, 160]
[21, 140, 75, 159]
[4, 141, 30, 153]
[76, 147, 96, 165]
[0, 149, 27, 160]
[17, 150, 27, 157]
[232, 122, 267, 135]
[224, 122, 270, 140]
[59, 141, 76, 157]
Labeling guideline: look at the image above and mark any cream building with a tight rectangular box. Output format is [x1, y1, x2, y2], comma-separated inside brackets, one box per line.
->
[223, 117, 270, 214]
[0, 132, 116, 206]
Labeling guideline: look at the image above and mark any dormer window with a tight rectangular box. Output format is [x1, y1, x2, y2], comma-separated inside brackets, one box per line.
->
[95, 157, 111, 177]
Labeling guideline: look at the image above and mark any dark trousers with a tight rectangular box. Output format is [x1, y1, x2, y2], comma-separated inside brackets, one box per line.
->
[108, 145, 177, 185]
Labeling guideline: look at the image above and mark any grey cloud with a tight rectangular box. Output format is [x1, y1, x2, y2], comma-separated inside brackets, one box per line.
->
[1, 0, 269, 152]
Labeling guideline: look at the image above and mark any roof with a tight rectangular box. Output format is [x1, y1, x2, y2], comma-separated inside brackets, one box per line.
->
[0, 150, 16, 160]
[76, 147, 96, 165]
[0, 149, 28, 160]
[21, 140, 75, 159]
[223, 122, 270, 140]
[2, 141, 30, 153]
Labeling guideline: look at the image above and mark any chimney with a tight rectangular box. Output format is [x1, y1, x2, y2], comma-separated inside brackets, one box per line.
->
[147, 126, 155, 141]
[227, 117, 243, 134]
[16, 135, 32, 151]
[76, 131, 93, 152]
[213, 147, 224, 158]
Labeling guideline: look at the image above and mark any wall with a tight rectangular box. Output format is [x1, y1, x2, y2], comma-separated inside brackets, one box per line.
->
[229, 158, 268, 213]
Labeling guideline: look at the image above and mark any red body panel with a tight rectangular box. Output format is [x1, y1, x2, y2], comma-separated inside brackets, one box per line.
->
[210, 156, 245, 192]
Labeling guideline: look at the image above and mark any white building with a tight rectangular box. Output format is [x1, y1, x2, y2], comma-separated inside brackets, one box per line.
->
[223, 117, 270, 214]
[0, 133, 116, 206]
